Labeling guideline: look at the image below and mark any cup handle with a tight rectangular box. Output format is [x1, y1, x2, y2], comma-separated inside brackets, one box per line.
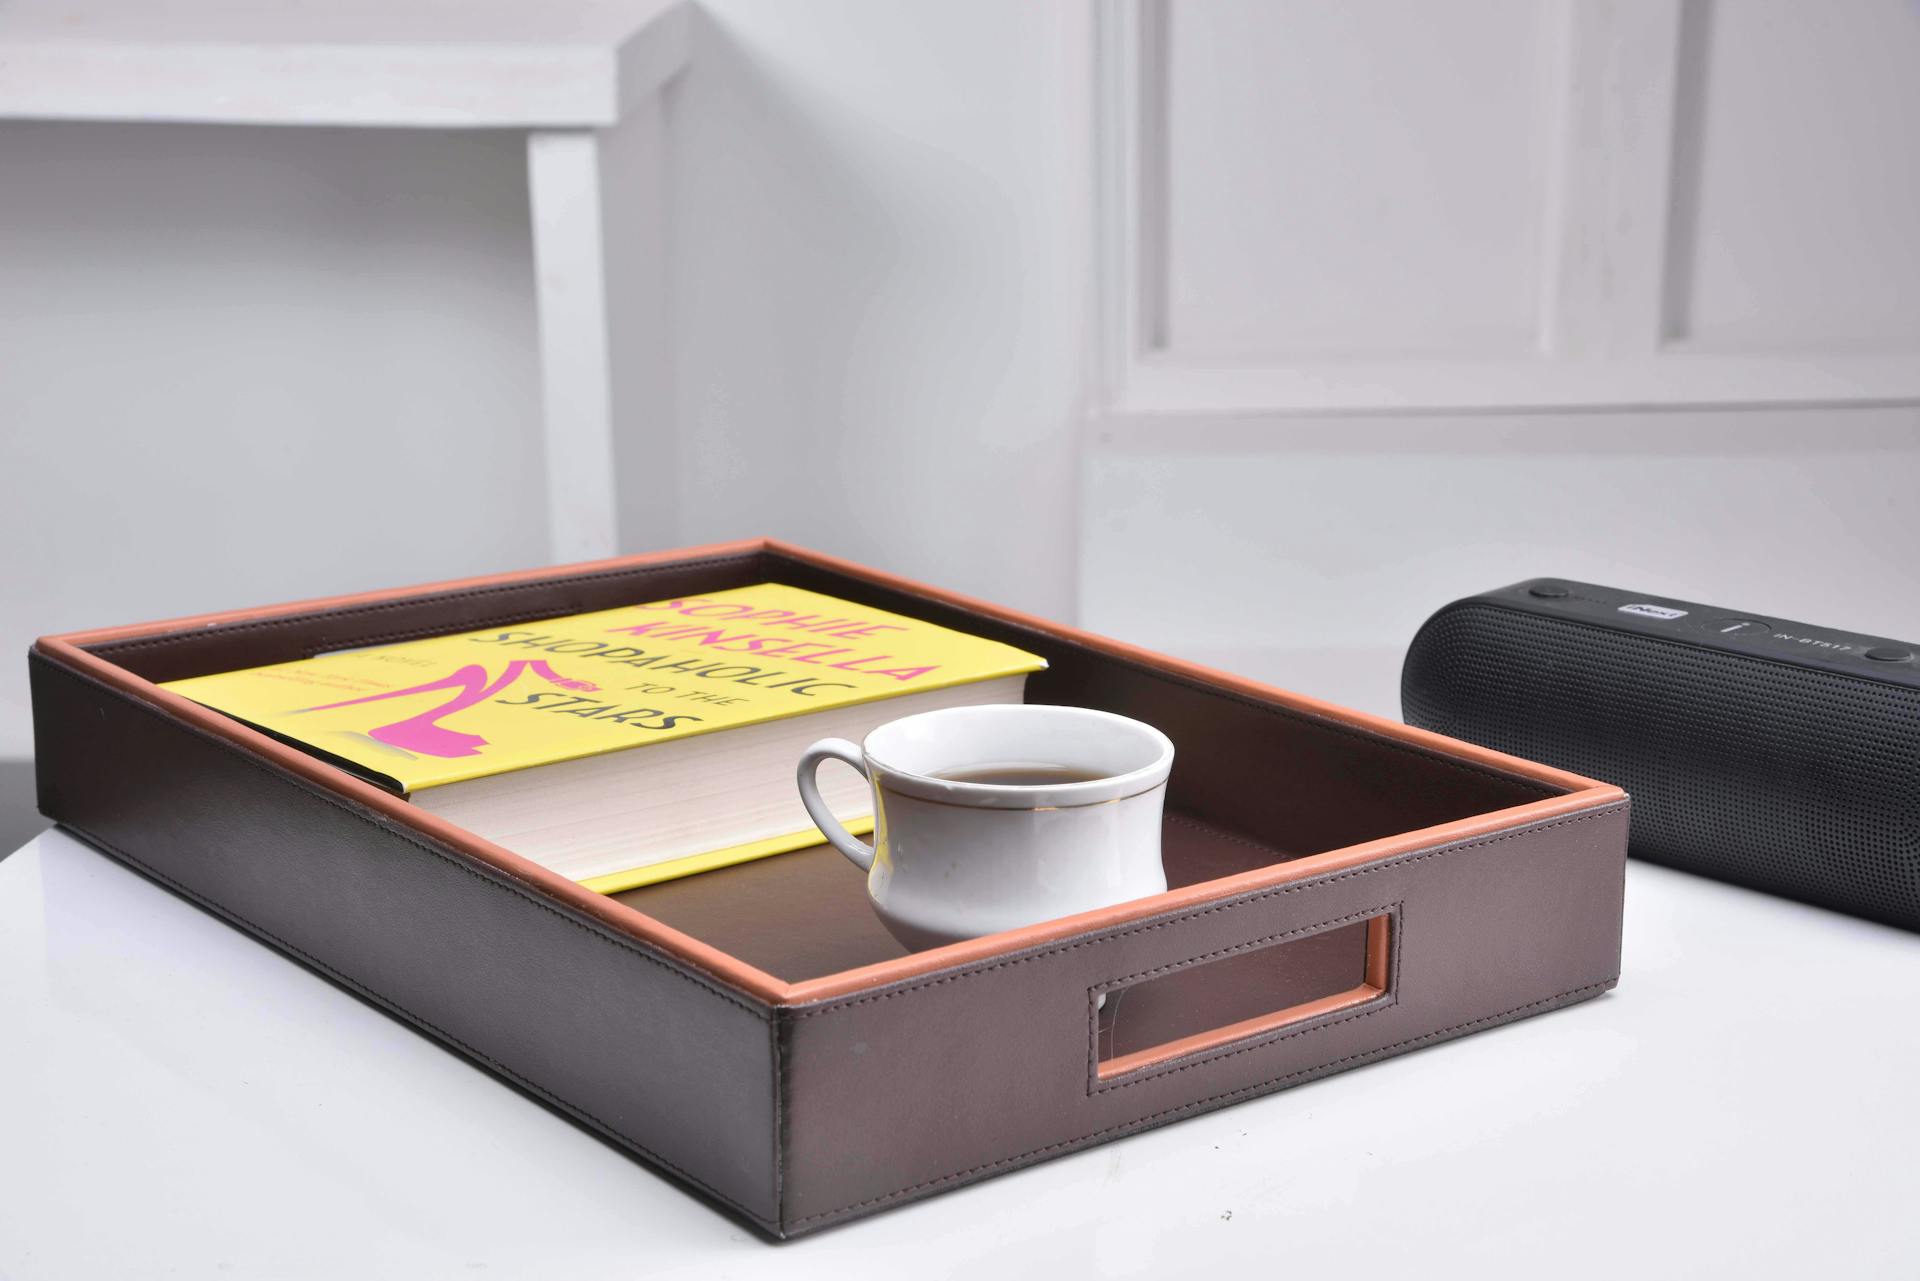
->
[797, 738, 876, 872]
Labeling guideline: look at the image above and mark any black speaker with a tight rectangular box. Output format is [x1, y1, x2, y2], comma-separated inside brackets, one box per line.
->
[1402, 579, 1919, 931]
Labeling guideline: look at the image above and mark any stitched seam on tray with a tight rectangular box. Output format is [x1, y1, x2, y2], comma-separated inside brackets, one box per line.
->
[1101, 902, 1396, 991]
[36, 656, 767, 1016]
[1164, 811, 1287, 857]
[279, 606, 665, 662]
[1090, 918, 1405, 1098]
[1108, 663, 1560, 796]
[758, 551, 1561, 800]
[1084, 903, 1398, 1094]
[793, 975, 1617, 1228]
[792, 803, 1627, 1017]
[88, 553, 763, 656]
[97, 550, 1550, 798]
[59, 819, 782, 1236]
[770, 1011, 787, 1225]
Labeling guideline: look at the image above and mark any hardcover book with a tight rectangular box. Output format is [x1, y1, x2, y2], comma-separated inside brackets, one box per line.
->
[160, 583, 1045, 891]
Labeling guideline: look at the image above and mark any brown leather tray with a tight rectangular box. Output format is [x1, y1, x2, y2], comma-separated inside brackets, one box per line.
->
[28, 539, 1628, 1237]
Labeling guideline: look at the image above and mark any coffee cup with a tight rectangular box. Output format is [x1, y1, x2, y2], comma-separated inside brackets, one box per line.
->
[796, 703, 1174, 950]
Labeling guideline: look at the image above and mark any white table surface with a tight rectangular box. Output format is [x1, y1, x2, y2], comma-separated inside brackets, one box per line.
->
[4, 826, 1916, 1278]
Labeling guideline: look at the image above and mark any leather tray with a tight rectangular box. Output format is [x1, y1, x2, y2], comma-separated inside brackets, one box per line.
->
[29, 539, 1629, 1237]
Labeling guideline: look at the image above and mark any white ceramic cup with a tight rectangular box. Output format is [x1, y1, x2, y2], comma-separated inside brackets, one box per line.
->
[796, 703, 1175, 950]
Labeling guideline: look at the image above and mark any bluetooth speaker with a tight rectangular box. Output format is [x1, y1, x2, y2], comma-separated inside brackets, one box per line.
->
[1403, 579, 1919, 931]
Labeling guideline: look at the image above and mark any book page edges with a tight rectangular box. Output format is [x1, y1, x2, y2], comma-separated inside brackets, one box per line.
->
[576, 816, 876, 894]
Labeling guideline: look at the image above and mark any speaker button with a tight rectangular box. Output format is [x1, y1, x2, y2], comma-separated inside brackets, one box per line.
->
[1527, 583, 1570, 598]
[1864, 646, 1913, 662]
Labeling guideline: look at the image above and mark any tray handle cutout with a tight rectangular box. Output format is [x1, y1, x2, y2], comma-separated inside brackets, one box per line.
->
[1093, 911, 1393, 1083]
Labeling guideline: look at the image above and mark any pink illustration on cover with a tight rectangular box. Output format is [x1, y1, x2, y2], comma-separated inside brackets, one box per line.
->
[300, 660, 598, 757]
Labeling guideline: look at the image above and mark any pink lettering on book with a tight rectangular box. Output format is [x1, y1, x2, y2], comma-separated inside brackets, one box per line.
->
[299, 660, 598, 757]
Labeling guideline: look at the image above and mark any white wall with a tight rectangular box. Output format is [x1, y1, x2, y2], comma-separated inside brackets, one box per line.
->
[664, 0, 1090, 615]
[0, 122, 548, 756]
[5, 0, 1920, 761]
[1085, 410, 1920, 718]
[0, 1, 1095, 761]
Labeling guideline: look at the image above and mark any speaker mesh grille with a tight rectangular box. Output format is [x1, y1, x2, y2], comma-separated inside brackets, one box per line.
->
[1403, 603, 1920, 930]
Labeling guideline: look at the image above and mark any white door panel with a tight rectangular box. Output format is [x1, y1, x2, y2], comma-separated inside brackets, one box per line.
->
[1083, 0, 1920, 711]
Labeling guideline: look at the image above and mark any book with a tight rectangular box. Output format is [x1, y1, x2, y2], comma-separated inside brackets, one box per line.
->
[160, 583, 1047, 892]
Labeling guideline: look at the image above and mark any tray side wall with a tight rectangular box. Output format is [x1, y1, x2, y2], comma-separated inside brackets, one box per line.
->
[29, 543, 1628, 1239]
[767, 550, 1566, 852]
[777, 800, 1629, 1234]
[30, 650, 784, 1233]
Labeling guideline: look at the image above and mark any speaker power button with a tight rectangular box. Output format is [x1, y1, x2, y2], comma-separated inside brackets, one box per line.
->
[1864, 647, 1913, 662]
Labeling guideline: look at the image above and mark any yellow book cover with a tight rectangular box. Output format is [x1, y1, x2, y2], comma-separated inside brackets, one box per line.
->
[160, 584, 1046, 891]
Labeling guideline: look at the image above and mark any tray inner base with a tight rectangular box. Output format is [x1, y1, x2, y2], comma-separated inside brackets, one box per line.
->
[613, 809, 1298, 983]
